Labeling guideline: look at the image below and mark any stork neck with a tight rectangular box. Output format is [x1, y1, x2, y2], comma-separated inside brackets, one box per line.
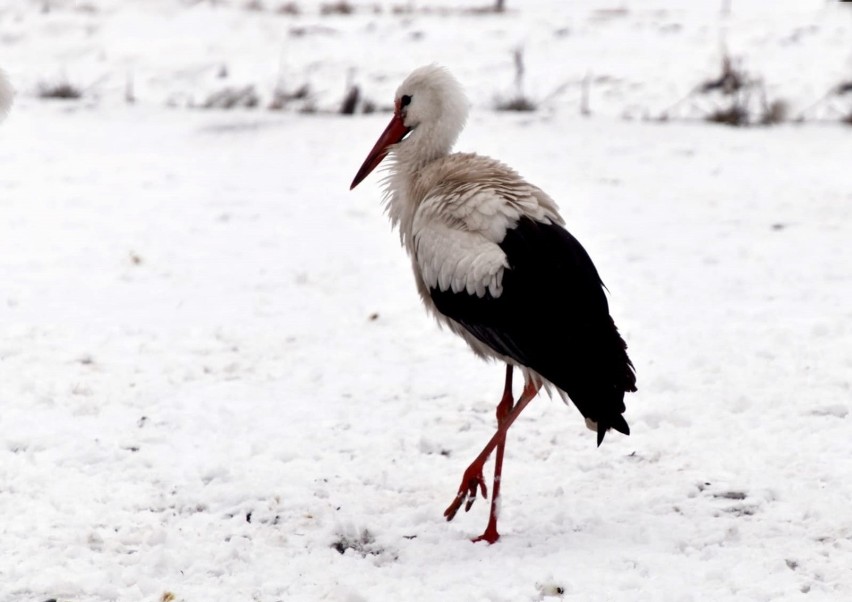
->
[382, 122, 460, 252]
[381, 155, 434, 254]
[393, 124, 454, 171]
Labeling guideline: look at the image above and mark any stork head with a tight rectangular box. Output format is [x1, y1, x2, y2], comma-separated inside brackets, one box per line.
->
[351, 65, 469, 189]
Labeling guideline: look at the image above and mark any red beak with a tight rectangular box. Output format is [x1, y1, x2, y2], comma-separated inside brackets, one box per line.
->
[350, 112, 410, 190]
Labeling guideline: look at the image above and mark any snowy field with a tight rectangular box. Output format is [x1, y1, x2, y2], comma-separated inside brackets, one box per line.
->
[1, 1, 852, 601]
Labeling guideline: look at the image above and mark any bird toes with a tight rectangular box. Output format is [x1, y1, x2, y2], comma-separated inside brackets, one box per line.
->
[444, 466, 488, 521]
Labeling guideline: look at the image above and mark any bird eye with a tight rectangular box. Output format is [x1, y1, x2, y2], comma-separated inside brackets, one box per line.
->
[400, 94, 412, 107]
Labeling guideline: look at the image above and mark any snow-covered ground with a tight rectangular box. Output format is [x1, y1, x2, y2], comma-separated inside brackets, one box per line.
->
[1, 1, 851, 601]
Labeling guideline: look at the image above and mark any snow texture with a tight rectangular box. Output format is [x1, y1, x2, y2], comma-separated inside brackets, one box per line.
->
[1, 1, 851, 601]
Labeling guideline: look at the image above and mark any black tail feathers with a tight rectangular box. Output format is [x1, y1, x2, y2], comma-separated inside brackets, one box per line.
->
[596, 414, 630, 447]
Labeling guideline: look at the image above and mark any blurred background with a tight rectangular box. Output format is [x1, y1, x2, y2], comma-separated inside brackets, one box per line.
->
[2, 0, 851, 124]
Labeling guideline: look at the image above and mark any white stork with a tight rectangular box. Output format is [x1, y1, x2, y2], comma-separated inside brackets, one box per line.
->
[350, 65, 636, 544]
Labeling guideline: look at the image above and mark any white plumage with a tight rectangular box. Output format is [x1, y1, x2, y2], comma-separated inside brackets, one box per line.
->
[413, 218, 507, 298]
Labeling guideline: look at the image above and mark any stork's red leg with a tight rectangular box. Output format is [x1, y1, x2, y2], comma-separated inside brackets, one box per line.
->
[472, 365, 515, 544]
[444, 373, 541, 540]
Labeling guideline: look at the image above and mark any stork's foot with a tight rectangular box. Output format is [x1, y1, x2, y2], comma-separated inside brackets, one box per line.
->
[443, 464, 488, 522]
[472, 521, 500, 544]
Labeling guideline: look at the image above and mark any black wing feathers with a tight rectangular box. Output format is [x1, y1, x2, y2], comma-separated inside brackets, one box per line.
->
[429, 217, 636, 444]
